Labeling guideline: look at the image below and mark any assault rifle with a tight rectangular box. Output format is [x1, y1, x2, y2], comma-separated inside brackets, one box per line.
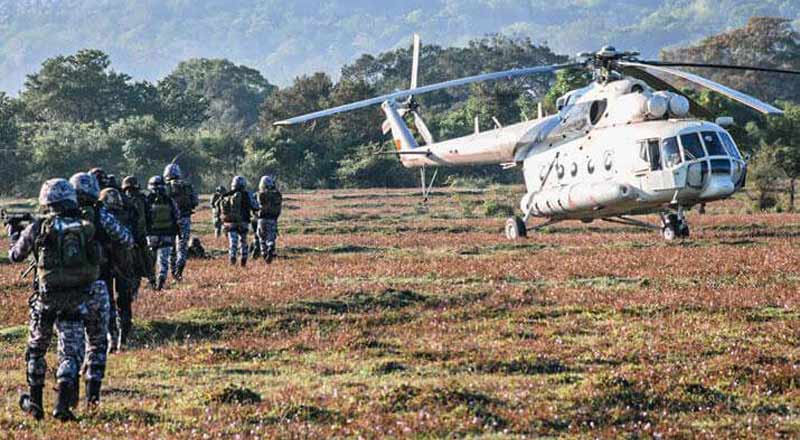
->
[1, 209, 39, 282]
[1, 208, 35, 230]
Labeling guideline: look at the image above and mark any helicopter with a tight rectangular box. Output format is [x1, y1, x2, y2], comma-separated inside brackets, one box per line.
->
[276, 36, 800, 241]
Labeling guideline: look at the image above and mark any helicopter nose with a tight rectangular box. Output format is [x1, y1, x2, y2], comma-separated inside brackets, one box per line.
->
[700, 174, 736, 200]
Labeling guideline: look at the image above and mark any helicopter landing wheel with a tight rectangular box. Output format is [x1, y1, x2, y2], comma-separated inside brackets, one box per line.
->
[505, 216, 527, 240]
[661, 213, 688, 241]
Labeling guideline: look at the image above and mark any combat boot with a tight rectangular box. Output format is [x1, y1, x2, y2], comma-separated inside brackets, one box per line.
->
[266, 245, 275, 264]
[19, 385, 44, 420]
[229, 256, 236, 266]
[52, 381, 77, 421]
[155, 277, 165, 291]
[240, 257, 247, 268]
[175, 263, 185, 281]
[86, 380, 102, 408]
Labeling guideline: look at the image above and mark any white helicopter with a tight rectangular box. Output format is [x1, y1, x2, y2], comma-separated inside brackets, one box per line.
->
[276, 36, 800, 241]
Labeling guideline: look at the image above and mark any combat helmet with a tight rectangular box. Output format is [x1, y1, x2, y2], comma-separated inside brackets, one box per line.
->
[148, 175, 166, 192]
[259, 175, 276, 191]
[70, 172, 100, 201]
[122, 176, 139, 191]
[38, 178, 78, 210]
[99, 188, 125, 212]
[89, 167, 108, 188]
[231, 175, 247, 191]
[163, 163, 182, 181]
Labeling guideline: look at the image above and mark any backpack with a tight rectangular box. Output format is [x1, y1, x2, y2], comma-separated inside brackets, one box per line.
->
[128, 192, 149, 240]
[167, 180, 196, 214]
[150, 194, 177, 235]
[258, 190, 283, 219]
[36, 214, 100, 295]
[221, 191, 245, 224]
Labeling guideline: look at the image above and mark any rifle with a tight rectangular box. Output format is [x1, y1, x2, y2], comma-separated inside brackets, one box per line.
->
[1, 208, 35, 230]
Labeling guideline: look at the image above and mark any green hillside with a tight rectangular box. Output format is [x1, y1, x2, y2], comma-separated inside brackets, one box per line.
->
[0, 0, 798, 92]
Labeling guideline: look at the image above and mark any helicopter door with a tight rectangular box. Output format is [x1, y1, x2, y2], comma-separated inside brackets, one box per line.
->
[639, 139, 678, 192]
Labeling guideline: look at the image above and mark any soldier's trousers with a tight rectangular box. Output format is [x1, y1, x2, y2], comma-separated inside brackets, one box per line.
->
[256, 218, 278, 257]
[26, 302, 84, 387]
[114, 277, 138, 344]
[81, 280, 110, 382]
[106, 275, 138, 346]
[170, 216, 192, 275]
[227, 228, 249, 261]
[156, 246, 171, 283]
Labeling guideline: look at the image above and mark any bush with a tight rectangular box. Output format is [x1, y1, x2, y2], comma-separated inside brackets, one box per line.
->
[482, 199, 515, 217]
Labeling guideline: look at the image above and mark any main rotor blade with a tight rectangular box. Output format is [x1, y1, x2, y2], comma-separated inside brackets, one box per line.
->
[618, 66, 714, 119]
[275, 62, 581, 125]
[619, 61, 784, 115]
[637, 61, 800, 76]
[410, 34, 421, 90]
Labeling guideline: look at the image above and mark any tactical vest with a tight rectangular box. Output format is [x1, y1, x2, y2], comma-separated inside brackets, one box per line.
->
[36, 214, 100, 298]
[167, 180, 195, 214]
[221, 191, 246, 224]
[150, 194, 177, 236]
[258, 190, 282, 219]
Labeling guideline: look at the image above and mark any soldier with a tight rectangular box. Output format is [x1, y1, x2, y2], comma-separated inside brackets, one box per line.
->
[163, 163, 198, 281]
[146, 175, 182, 290]
[89, 167, 110, 190]
[210, 186, 225, 239]
[121, 176, 155, 344]
[255, 175, 283, 264]
[98, 187, 138, 352]
[219, 176, 258, 267]
[70, 172, 134, 407]
[8, 179, 93, 421]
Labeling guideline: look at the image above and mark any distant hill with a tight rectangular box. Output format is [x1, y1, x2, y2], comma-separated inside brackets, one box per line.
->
[662, 16, 800, 104]
[0, 1, 798, 93]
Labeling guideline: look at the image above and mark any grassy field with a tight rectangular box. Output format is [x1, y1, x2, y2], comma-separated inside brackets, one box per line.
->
[0, 185, 799, 438]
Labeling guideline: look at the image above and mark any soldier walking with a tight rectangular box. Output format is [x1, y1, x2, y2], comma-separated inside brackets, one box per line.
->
[98, 187, 138, 352]
[218, 176, 258, 267]
[8, 179, 92, 421]
[163, 164, 198, 281]
[210, 186, 225, 239]
[120, 176, 154, 347]
[70, 172, 134, 407]
[255, 176, 283, 264]
[146, 176, 182, 290]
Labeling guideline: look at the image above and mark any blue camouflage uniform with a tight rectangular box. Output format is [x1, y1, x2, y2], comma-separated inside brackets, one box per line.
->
[166, 179, 198, 279]
[147, 194, 183, 286]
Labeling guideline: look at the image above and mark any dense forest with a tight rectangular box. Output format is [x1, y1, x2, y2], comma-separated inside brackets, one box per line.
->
[0, 16, 799, 210]
[1, 1, 799, 93]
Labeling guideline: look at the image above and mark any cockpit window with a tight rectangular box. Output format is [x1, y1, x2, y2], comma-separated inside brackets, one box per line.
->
[701, 131, 726, 156]
[718, 131, 742, 160]
[680, 133, 706, 160]
[662, 137, 681, 168]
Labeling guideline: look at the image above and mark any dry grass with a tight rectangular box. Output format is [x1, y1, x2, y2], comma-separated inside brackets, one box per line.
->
[1, 185, 799, 438]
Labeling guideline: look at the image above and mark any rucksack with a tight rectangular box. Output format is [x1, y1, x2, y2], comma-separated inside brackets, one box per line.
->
[36, 214, 100, 295]
[128, 192, 149, 239]
[221, 191, 245, 223]
[150, 194, 177, 235]
[167, 180, 195, 213]
[258, 190, 283, 218]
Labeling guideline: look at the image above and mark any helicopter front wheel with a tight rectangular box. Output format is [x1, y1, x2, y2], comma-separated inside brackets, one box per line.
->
[505, 216, 527, 240]
[661, 213, 689, 241]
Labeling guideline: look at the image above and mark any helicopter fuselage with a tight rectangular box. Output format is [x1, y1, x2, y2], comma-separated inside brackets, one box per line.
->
[393, 76, 746, 221]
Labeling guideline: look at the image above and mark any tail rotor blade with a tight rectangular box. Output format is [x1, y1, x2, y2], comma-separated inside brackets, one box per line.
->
[413, 111, 434, 145]
[410, 34, 421, 90]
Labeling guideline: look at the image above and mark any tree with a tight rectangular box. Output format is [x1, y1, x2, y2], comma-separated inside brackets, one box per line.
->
[748, 142, 785, 211]
[160, 59, 274, 134]
[542, 68, 592, 113]
[747, 101, 800, 210]
[336, 143, 416, 188]
[20, 49, 156, 124]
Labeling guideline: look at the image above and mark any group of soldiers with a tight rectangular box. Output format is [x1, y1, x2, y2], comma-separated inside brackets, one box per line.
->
[5, 164, 282, 422]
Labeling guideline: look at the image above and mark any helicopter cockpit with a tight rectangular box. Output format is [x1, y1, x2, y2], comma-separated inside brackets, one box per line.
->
[639, 127, 746, 202]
